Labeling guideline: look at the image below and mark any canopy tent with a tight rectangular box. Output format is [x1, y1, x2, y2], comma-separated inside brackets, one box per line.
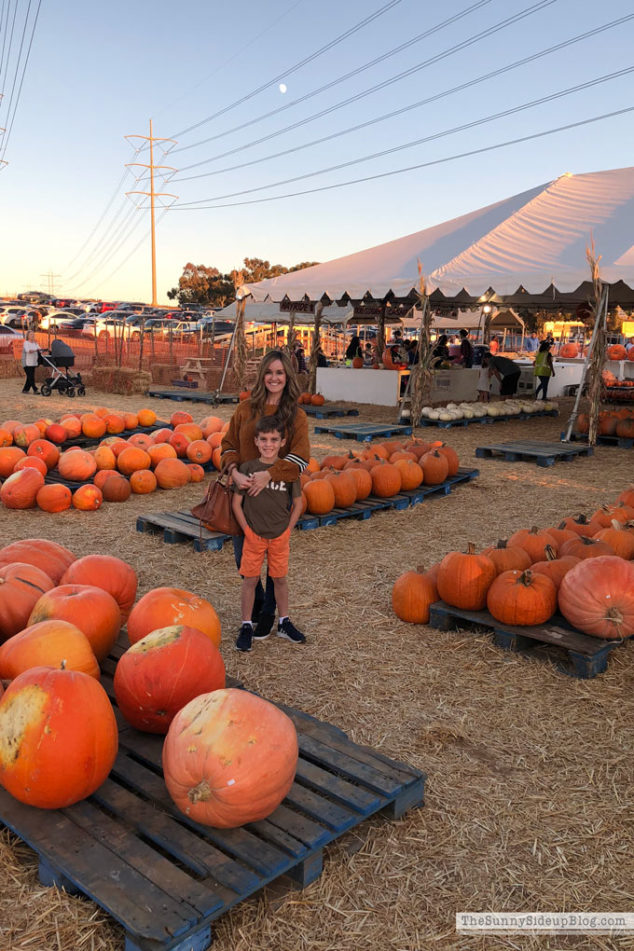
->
[241, 166, 634, 307]
[214, 300, 355, 325]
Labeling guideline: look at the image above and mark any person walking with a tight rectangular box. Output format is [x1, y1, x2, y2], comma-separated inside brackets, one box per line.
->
[220, 349, 310, 640]
[21, 331, 41, 394]
[533, 340, 555, 400]
[232, 415, 305, 652]
[458, 329, 474, 367]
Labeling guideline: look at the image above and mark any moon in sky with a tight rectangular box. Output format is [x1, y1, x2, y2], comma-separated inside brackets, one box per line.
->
[278, 83, 287, 94]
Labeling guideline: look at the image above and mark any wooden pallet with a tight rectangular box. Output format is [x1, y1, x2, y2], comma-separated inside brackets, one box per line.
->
[146, 388, 240, 404]
[302, 403, 360, 418]
[136, 469, 479, 548]
[475, 440, 593, 467]
[416, 409, 559, 429]
[313, 422, 413, 442]
[0, 643, 425, 951]
[427, 601, 627, 679]
[563, 432, 634, 449]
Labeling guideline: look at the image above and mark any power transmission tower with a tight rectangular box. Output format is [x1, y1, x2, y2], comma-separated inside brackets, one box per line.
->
[41, 272, 61, 296]
[125, 121, 178, 306]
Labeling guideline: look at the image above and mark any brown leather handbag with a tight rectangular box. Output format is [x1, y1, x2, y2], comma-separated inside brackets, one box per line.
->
[191, 474, 242, 536]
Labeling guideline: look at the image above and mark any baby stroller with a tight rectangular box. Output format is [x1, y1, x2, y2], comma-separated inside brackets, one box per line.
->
[39, 339, 86, 397]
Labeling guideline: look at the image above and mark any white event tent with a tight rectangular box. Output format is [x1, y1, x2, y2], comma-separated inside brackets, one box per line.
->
[241, 167, 634, 304]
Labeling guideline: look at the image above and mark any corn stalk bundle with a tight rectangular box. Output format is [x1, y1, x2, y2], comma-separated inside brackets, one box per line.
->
[376, 311, 386, 361]
[586, 243, 606, 447]
[409, 263, 435, 429]
[308, 301, 324, 394]
[234, 297, 248, 391]
[286, 311, 297, 355]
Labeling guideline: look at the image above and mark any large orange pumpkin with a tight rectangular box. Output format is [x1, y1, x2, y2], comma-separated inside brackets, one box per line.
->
[187, 463, 205, 483]
[127, 587, 221, 648]
[592, 522, 634, 559]
[61, 554, 138, 620]
[130, 469, 158, 494]
[174, 422, 203, 442]
[169, 431, 191, 457]
[0, 446, 26, 478]
[0, 619, 100, 680]
[0, 562, 55, 642]
[154, 458, 191, 489]
[114, 625, 225, 733]
[530, 548, 580, 590]
[137, 408, 157, 427]
[324, 470, 357, 507]
[58, 448, 97, 482]
[93, 445, 117, 470]
[486, 568, 557, 626]
[13, 423, 41, 448]
[558, 535, 615, 560]
[481, 540, 532, 575]
[14, 455, 48, 478]
[303, 478, 335, 515]
[44, 423, 68, 444]
[370, 463, 402, 498]
[0, 467, 44, 508]
[0, 666, 118, 808]
[127, 433, 154, 452]
[558, 556, 634, 638]
[507, 526, 558, 562]
[72, 484, 103, 510]
[103, 413, 126, 435]
[394, 458, 424, 490]
[0, 538, 75, 584]
[36, 483, 73, 513]
[392, 568, 438, 623]
[186, 440, 212, 465]
[102, 473, 132, 503]
[148, 442, 177, 467]
[81, 414, 107, 439]
[27, 438, 60, 470]
[437, 543, 496, 611]
[348, 466, 373, 500]
[162, 688, 298, 828]
[420, 450, 449, 486]
[28, 584, 121, 662]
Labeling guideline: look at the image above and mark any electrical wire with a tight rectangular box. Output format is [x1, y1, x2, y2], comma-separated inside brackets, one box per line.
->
[170, 106, 634, 211]
[167, 0, 405, 142]
[171, 0, 496, 159]
[171, 15, 634, 183]
[0, 0, 43, 162]
[172, 0, 560, 166]
[176, 67, 633, 206]
[0, 0, 13, 79]
[66, 204, 145, 292]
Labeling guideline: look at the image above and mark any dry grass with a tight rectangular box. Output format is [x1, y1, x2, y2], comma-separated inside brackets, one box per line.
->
[0, 382, 633, 951]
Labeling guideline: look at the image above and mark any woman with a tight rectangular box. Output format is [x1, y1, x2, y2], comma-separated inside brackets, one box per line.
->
[432, 334, 449, 367]
[345, 335, 362, 365]
[533, 340, 555, 400]
[21, 331, 41, 394]
[220, 350, 310, 639]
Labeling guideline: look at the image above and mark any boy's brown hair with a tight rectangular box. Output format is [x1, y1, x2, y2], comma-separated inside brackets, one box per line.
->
[254, 414, 285, 438]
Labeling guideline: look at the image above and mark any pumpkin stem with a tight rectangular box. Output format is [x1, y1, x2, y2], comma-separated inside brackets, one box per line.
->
[529, 526, 540, 535]
[466, 542, 477, 555]
[188, 780, 212, 804]
[415, 565, 427, 575]
[544, 545, 557, 561]
[605, 606, 624, 636]
[518, 570, 534, 586]
[496, 540, 508, 549]
[610, 519, 622, 531]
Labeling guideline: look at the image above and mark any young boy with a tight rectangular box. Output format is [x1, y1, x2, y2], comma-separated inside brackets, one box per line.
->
[232, 415, 305, 653]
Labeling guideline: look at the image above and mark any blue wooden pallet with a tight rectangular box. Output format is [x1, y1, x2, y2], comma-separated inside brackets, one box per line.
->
[428, 600, 627, 679]
[562, 431, 634, 449]
[417, 409, 558, 429]
[0, 639, 425, 951]
[314, 422, 413, 442]
[147, 388, 239, 404]
[136, 509, 231, 551]
[302, 403, 360, 418]
[475, 440, 593, 467]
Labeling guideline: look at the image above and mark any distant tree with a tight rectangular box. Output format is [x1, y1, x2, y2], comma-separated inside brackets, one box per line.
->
[167, 257, 321, 307]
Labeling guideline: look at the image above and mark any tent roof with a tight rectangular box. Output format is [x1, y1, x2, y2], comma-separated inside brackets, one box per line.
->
[241, 167, 634, 303]
[214, 300, 354, 324]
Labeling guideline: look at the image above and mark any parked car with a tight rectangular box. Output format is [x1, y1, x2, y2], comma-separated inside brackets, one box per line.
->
[0, 325, 25, 351]
[58, 317, 90, 332]
[81, 317, 122, 339]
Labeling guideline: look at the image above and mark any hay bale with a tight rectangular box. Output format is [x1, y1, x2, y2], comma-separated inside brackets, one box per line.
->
[89, 365, 151, 395]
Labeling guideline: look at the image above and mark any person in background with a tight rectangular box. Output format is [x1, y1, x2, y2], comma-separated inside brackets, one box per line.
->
[390, 329, 406, 364]
[626, 337, 634, 357]
[477, 358, 491, 402]
[21, 331, 41, 394]
[293, 343, 307, 373]
[315, 344, 329, 368]
[221, 350, 310, 641]
[458, 329, 474, 367]
[363, 341, 375, 366]
[405, 338, 418, 365]
[482, 352, 521, 399]
[432, 334, 450, 367]
[524, 331, 540, 353]
[447, 336, 461, 361]
[232, 415, 305, 653]
[533, 340, 555, 400]
[345, 334, 362, 366]
[488, 335, 500, 355]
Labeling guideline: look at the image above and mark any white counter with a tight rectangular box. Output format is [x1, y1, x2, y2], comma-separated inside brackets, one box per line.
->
[316, 367, 410, 406]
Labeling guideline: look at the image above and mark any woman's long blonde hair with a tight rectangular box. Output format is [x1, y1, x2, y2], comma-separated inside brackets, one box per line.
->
[249, 349, 300, 434]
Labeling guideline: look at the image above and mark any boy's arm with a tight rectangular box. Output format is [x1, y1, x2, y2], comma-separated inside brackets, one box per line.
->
[232, 491, 250, 534]
[287, 494, 303, 533]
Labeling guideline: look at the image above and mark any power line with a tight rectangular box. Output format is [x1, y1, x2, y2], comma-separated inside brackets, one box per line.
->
[170, 106, 634, 211]
[176, 67, 633, 206]
[61, 167, 137, 275]
[172, 0, 496, 160]
[167, 0, 405, 143]
[0, 0, 42, 162]
[172, 15, 633, 184]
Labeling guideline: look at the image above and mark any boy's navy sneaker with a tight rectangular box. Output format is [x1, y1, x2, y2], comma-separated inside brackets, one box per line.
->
[235, 624, 253, 652]
[253, 612, 275, 640]
[277, 618, 306, 644]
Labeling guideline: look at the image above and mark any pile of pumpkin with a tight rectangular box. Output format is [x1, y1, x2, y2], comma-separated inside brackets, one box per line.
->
[393, 485, 634, 640]
[300, 438, 460, 516]
[575, 408, 634, 437]
[606, 344, 634, 362]
[0, 537, 297, 827]
[0, 409, 229, 512]
[297, 393, 325, 406]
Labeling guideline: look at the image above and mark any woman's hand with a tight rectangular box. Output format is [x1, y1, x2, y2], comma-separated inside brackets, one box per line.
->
[247, 468, 271, 496]
[231, 469, 253, 491]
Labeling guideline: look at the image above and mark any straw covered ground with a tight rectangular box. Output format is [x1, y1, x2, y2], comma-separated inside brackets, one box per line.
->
[0, 380, 632, 951]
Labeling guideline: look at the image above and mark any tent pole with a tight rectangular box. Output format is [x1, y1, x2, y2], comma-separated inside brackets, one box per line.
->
[217, 299, 241, 398]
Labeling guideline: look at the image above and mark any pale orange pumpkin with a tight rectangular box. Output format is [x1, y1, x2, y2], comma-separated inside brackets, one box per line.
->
[72, 484, 103, 510]
[0, 538, 75, 584]
[36, 483, 73, 513]
[61, 554, 138, 620]
[0, 562, 55, 642]
[0, 619, 100, 680]
[28, 583, 121, 662]
[127, 587, 221, 648]
[130, 469, 158, 494]
[0, 468, 45, 508]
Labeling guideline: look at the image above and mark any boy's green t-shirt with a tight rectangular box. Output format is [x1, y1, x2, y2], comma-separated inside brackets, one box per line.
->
[237, 459, 301, 539]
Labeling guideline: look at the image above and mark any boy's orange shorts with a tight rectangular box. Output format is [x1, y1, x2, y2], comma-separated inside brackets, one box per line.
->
[240, 527, 291, 578]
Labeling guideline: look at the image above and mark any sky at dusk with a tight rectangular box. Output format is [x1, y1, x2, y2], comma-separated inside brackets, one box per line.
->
[0, 0, 633, 303]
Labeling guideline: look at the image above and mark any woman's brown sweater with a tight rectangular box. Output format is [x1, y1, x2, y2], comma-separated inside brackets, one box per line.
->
[220, 401, 310, 482]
